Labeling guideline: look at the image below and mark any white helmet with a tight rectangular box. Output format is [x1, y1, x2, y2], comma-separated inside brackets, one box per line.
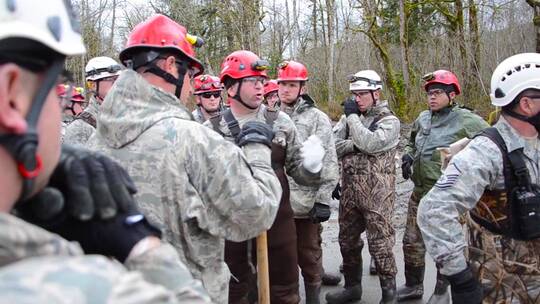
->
[85, 56, 123, 81]
[490, 53, 540, 107]
[348, 70, 383, 91]
[0, 0, 85, 56]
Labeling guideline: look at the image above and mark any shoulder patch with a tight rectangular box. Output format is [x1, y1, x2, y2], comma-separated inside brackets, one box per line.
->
[434, 162, 462, 189]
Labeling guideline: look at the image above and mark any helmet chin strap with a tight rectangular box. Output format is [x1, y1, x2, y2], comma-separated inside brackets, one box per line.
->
[144, 60, 188, 99]
[232, 80, 258, 110]
[0, 59, 65, 203]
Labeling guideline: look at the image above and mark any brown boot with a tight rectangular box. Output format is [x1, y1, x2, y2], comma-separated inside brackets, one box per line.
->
[322, 271, 342, 286]
[380, 277, 397, 304]
[396, 264, 424, 301]
[325, 263, 362, 304]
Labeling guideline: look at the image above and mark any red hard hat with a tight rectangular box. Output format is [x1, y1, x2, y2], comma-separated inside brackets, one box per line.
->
[220, 50, 269, 82]
[194, 74, 222, 94]
[57, 85, 86, 102]
[277, 60, 308, 82]
[119, 14, 204, 75]
[264, 80, 279, 96]
[56, 84, 68, 97]
[423, 70, 461, 95]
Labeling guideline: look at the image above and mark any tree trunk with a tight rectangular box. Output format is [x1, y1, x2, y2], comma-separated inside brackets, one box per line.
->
[326, 0, 335, 105]
[526, 0, 540, 53]
[399, 0, 410, 89]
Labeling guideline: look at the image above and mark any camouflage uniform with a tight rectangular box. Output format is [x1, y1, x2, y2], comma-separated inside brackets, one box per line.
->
[204, 105, 320, 304]
[403, 105, 488, 268]
[60, 114, 75, 143]
[191, 107, 205, 124]
[87, 70, 282, 304]
[418, 116, 540, 303]
[0, 212, 210, 303]
[63, 96, 99, 145]
[282, 96, 339, 288]
[333, 100, 400, 284]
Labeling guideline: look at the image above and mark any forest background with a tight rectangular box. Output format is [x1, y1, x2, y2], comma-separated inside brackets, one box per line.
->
[68, 0, 539, 122]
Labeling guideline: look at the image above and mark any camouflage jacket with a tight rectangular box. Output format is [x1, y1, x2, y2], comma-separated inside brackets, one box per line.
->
[282, 96, 339, 217]
[333, 100, 400, 158]
[405, 104, 488, 196]
[60, 114, 75, 143]
[191, 107, 205, 124]
[63, 96, 99, 146]
[0, 213, 210, 303]
[203, 105, 321, 188]
[87, 70, 281, 303]
[418, 116, 540, 276]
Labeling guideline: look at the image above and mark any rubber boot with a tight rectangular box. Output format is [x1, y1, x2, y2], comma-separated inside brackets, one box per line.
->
[322, 271, 342, 286]
[325, 264, 362, 304]
[397, 264, 424, 301]
[305, 283, 321, 304]
[379, 277, 397, 304]
[370, 257, 377, 275]
[426, 271, 450, 304]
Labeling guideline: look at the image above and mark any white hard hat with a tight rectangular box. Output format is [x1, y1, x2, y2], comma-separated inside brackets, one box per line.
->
[85, 56, 123, 81]
[0, 0, 85, 56]
[490, 53, 540, 107]
[348, 70, 383, 91]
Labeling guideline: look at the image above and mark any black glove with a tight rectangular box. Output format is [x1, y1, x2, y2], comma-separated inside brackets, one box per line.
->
[343, 99, 360, 117]
[18, 145, 137, 221]
[401, 154, 414, 180]
[19, 196, 161, 263]
[236, 121, 274, 148]
[332, 183, 341, 200]
[446, 266, 483, 304]
[308, 202, 331, 223]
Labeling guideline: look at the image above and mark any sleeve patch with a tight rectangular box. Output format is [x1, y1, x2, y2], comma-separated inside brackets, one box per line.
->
[435, 162, 462, 189]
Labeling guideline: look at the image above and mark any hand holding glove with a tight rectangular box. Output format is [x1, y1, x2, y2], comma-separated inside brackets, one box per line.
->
[301, 135, 325, 174]
[401, 154, 414, 180]
[343, 99, 361, 117]
[446, 266, 483, 304]
[236, 121, 274, 148]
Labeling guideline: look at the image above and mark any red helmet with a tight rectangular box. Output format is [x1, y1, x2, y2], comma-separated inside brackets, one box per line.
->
[277, 60, 308, 82]
[194, 74, 222, 94]
[220, 50, 269, 82]
[264, 80, 279, 96]
[119, 14, 204, 75]
[56, 84, 85, 103]
[423, 70, 461, 95]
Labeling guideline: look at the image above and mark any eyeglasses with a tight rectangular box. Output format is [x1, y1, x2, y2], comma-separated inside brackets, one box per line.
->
[200, 92, 221, 99]
[242, 76, 267, 85]
[427, 89, 445, 97]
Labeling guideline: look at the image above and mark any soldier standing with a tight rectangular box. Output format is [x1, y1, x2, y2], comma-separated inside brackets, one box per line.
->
[418, 54, 540, 304]
[398, 70, 488, 302]
[64, 56, 122, 145]
[205, 50, 325, 304]
[277, 60, 340, 303]
[327, 70, 400, 304]
[0, 1, 209, 302]
[264, 79, 280, 110]
[87, 16, 282, 304]
[192, 74, 223, 123]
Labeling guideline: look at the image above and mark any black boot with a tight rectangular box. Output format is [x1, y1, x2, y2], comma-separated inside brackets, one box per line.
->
[322, 271, 342, 286]
[380, 277, 397, 304]
[305, 283, 321, 304]
[426, 271, 450, 304]
[370, 257, 377, 275]
[397, 264, 424, 301]
[325, 264, 362, 304]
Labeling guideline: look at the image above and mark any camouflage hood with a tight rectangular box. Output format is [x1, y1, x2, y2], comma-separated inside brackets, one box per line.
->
[282, 95, 316, 116]
[96, 70, 192, 148]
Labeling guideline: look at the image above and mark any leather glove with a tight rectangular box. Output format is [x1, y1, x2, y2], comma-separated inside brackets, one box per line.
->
[19, 194, 161, 263]
[308, 202, 331, 223]
[236, 121, 274, 148]
[17, 145, 137, 221]
[332, 183, 341, 200]
[401, 154, 414, 180]
[343, 99, 360, 117]
[445, 266, 483, 304]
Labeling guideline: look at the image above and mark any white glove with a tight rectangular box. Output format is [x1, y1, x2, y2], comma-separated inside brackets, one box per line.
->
[301, 135, 325, 173]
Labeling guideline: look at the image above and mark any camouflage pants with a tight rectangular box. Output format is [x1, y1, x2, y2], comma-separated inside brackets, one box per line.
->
[296, 218, 323, 286]
[467, 216, 540, 303]
[339, 169, 397, 284]
[402, 192, 427, 268]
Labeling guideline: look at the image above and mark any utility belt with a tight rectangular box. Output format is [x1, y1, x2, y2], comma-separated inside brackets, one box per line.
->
[470, 128, 540, 241]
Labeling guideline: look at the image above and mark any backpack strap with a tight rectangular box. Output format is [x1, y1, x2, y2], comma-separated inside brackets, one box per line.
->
[223, 109, 241, 138]
[208, 114, 224, 136]
[75, 111, 97, 128]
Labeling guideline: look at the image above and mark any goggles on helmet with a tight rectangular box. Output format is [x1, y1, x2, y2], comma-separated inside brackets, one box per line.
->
[422, 72, 436, 82]
[252, 60, 270, 71]
[347, 74, 382, 86]
[85, 65, 122, 78]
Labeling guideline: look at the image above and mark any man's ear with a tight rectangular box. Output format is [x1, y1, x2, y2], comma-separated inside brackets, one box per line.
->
[164, 56, 178, 76]
[0, 64, 28, 134]
[227, 83, 238, 98]
[449, 91, 457, 100]
[520, 96, 536, 116]
[300, 85, 307, 95]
